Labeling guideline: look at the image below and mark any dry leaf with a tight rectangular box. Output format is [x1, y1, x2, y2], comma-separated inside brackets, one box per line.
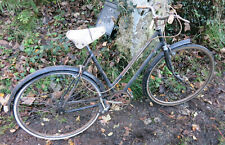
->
[46, 140, 52, 145]
[173, 4, 183, 9]
[0, 93, 4, 97]
[203, 99, 212, 105]
[102, 42, 107, 47]
[184, 22, 191, 32]
[113, 124, 120, 129]
[101, 128, 105, 133]
[108, 132, 113, 136]
[193, 112, 198, 117]
[193, 135, 197, 140]
[76, 116, 80, 122]
[43, 118, 50, 122]
[192, 124, 200, 132]
[21, 97, 35, 105]
[149, 102, 153, 107]
[124, 127, 131, 137]
[10, 129, 16, 133]
[0, 94, 10, 106]
[68, 139, 74, 145]
[100, 114, 111, 124]
[220, 48, 225, 54]
[41, 95, 48, 99]
[150, 75, 155, 80]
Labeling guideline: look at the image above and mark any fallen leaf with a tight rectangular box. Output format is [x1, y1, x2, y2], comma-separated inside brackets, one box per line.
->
[192, 124, 200, 132]
[10, 129, 16, 133]
[46, 140, 52, 145]
[0, 94, 10, 106]
[100, 114, 111, 124]
[173, 3, 183, 9]
[41, 95, 48, 99]
[149, 102, 154, 107]
[203, 99, 212, 105]
[101, 128, 105, 133]
[184, 22, 191, 32]
[193, 135, 197, 140]
[68, 139, 74, 145]
[0, 93, 4, 97]
[220, 48, 225, 53]
[113, 124, 120, 129]
[124, 127, 131, 137]
[193, 112, 198, 117]
[102, 42, 107, 47]
[143, 118, 152, 125]
[76, 116, 80, 122]
[21, 97, 35, 105]
[150, 75, 155, 80]
[108, 132, 113, 136]
[43, 118, 50, 122]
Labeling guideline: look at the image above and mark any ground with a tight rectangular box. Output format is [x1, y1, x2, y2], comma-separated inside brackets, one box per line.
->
[0, 74, 224, 145]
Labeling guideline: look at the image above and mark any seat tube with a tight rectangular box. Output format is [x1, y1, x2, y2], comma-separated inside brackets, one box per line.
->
[86, 46, 113, 88]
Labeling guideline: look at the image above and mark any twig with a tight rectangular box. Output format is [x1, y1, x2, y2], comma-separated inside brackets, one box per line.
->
[212, 124, 225, 141]
[159, 109, 175, 119]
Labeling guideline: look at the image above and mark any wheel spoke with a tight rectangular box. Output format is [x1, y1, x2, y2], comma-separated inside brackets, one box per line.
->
[14, 69, 101, 140]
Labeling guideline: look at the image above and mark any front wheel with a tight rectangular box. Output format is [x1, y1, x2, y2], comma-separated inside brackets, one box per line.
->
[13, 66, 103, 140]
[143, 44, 214, 106]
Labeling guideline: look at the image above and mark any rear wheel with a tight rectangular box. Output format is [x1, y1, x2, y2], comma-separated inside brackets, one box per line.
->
[13, 67, 102, 140]
[143, 44, 214, 106]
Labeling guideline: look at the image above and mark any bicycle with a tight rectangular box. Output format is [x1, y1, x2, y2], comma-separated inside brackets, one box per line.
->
[8, 5, 214, 140]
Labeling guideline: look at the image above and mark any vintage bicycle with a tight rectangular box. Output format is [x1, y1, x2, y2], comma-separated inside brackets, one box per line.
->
[8, 5, 214, 140]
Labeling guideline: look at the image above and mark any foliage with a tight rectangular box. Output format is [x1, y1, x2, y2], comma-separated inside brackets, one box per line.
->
[0, 0, 57, 41]
[203, 20, 225, 50]
[172, 0, 224, 50]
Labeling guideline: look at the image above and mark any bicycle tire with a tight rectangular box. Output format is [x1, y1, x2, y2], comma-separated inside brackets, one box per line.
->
[143, 44, 214, 106]
[13, 66, 103, 140]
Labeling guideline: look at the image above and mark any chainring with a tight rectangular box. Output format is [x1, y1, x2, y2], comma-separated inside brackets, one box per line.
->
[107, 90, 131, 111]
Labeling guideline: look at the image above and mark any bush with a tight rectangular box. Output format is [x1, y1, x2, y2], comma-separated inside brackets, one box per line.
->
[172, 0, 224, 50]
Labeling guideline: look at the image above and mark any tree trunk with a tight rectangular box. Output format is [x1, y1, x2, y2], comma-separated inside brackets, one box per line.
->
[115, 0, 168, 57]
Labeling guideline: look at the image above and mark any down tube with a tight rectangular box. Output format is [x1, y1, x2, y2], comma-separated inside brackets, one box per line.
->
[124, 42, 163, 91]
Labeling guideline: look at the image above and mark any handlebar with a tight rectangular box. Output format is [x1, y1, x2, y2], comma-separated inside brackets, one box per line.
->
[136, 5, 190, 23]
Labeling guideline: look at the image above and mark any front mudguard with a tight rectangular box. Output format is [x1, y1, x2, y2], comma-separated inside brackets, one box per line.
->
[7, 65, 105, 113]
[169, 39, 191, 50]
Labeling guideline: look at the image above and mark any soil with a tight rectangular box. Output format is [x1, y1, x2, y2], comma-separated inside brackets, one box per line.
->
[0, 74, 224, 145]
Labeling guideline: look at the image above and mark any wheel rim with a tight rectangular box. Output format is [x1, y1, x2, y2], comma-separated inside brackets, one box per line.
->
[14, 71, 101, 140]
[146, 46, 214, 105]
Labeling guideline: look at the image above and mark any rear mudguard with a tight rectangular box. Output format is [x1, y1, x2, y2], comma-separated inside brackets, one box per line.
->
[7, 65, 105, 112]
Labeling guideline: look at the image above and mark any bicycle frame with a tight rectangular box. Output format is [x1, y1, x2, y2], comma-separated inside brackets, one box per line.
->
[82, 28, 166, 93]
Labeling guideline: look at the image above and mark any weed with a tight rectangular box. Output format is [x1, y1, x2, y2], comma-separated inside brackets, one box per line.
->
[0, 115, 16, 135]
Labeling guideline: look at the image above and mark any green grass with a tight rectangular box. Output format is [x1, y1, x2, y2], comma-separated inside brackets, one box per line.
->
[204, 20, 224, 51]
[0, 115, 16, 135]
